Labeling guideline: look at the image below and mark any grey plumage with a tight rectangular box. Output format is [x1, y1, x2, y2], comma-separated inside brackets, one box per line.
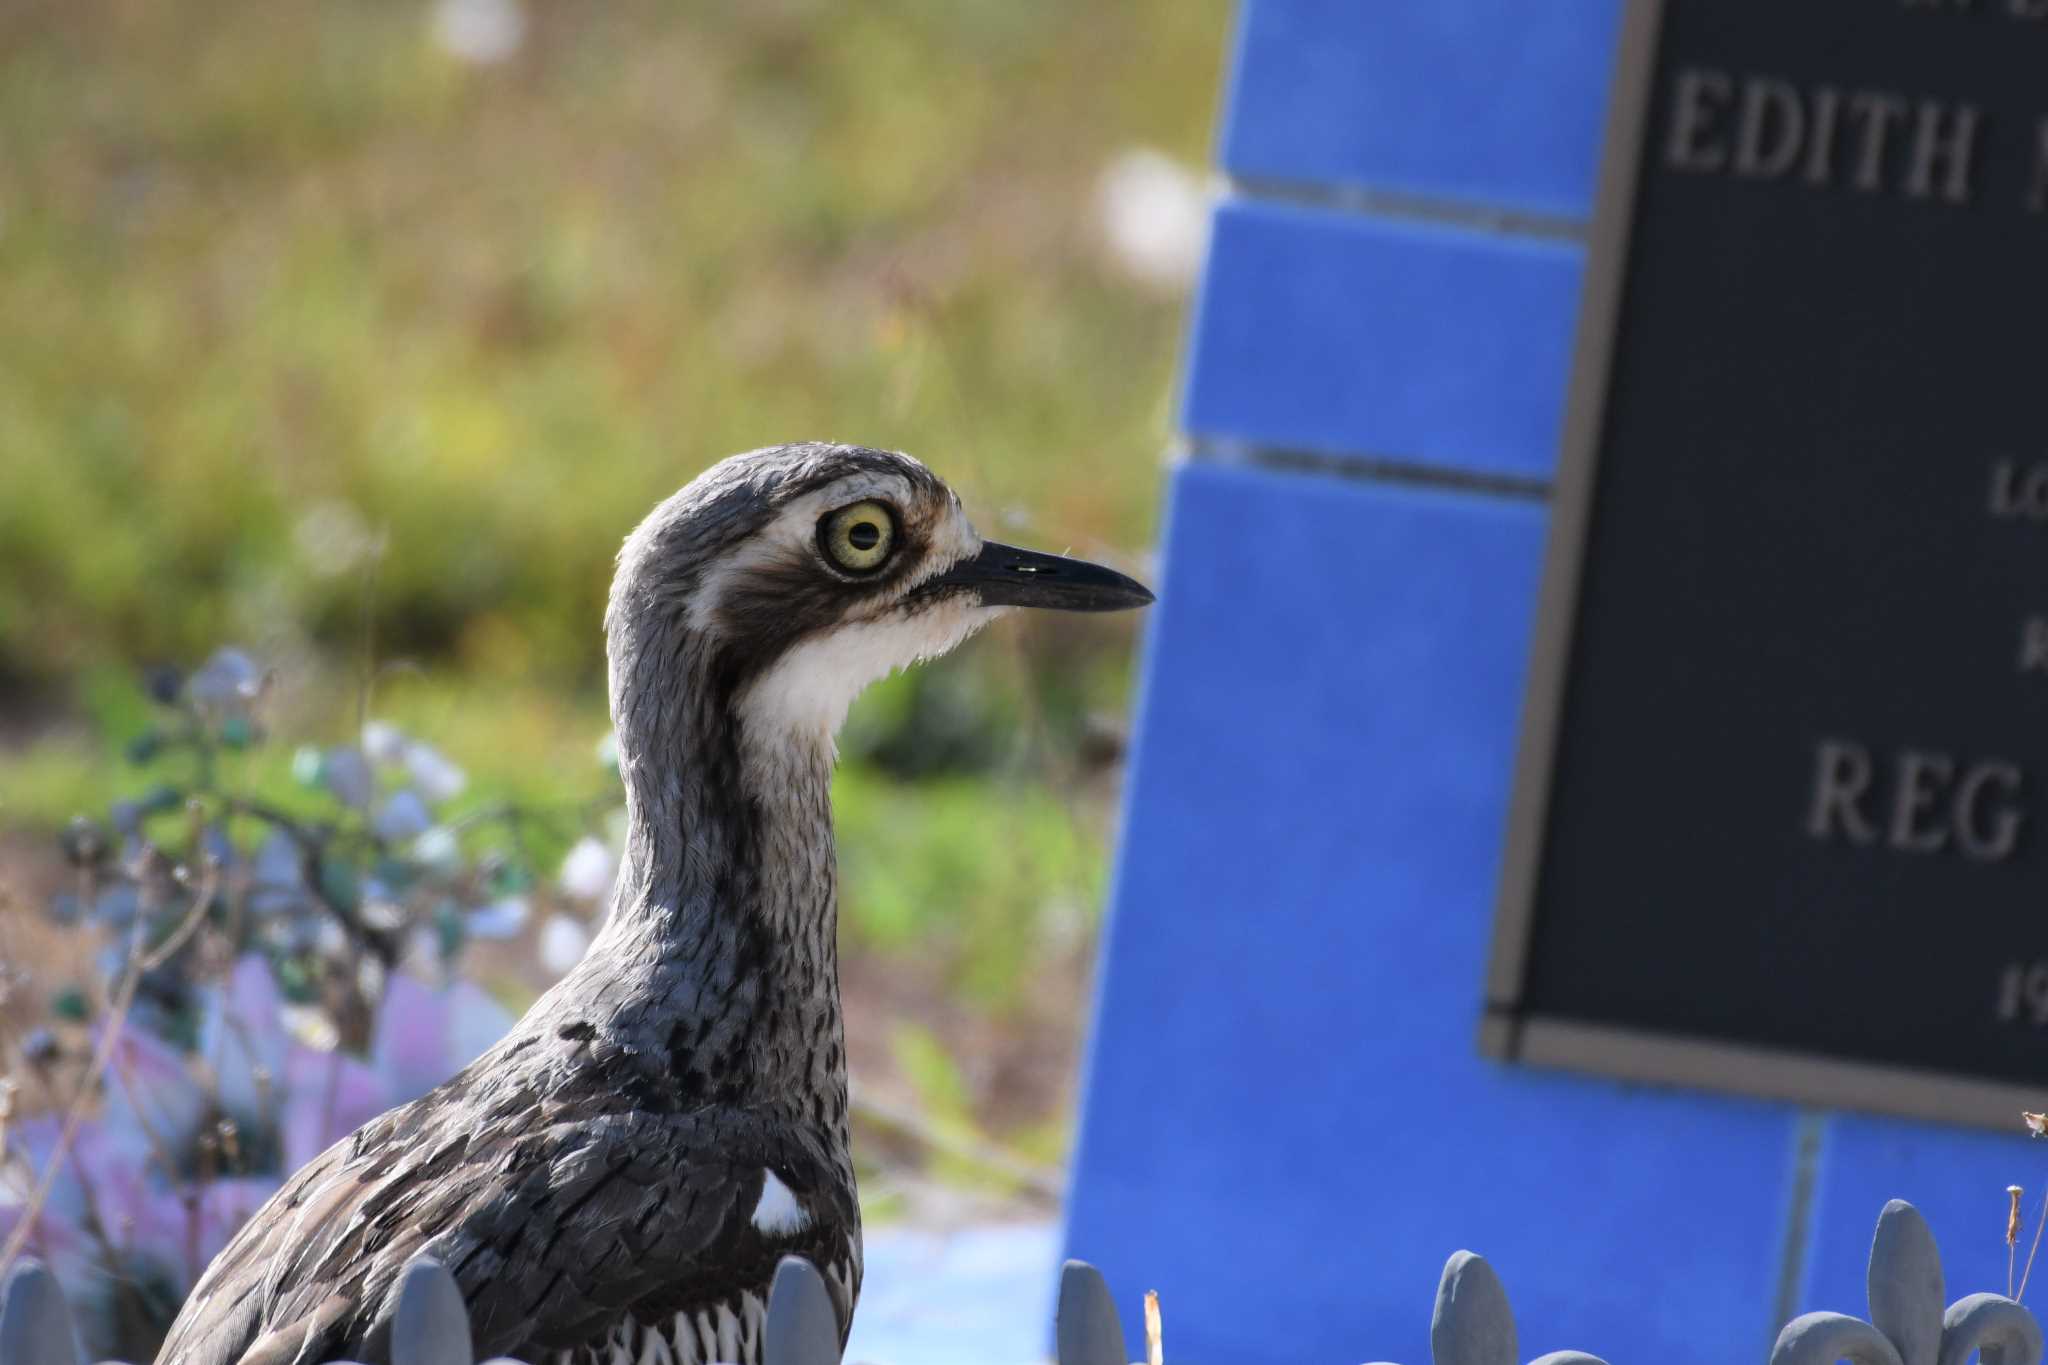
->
[154, 443, 1151, 1365]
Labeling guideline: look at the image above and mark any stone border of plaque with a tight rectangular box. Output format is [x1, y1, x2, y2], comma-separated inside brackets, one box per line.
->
[1482, 0, 2044, 1133]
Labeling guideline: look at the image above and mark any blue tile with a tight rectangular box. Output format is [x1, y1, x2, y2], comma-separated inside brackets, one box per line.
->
[1182, 202, 1582, 481]
[1064, 461, 1801, 1365]
[845, 1223, 1059, 1365]
[1221, 0, 1625, 219]
[1799, 1117, 2043, 1332]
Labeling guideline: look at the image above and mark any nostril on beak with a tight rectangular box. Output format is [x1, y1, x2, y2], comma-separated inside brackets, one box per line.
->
[930, 539, 1155, 611]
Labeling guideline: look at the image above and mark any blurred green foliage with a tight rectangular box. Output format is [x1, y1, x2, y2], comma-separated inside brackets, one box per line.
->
[0, 0, 1221, 692]
[836, 758, 1102, 1005]
[0, 1, 1222, 1153]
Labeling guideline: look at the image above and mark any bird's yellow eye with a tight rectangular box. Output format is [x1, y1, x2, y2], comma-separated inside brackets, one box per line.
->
[819, 500, 897, 574]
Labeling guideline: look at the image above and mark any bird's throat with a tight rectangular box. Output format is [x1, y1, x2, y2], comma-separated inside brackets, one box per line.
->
[589, 656, 849, 1121]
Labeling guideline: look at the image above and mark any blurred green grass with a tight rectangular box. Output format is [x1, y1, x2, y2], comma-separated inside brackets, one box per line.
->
[0, 0, 1220, 692]
[0, 0, 1223, 1122]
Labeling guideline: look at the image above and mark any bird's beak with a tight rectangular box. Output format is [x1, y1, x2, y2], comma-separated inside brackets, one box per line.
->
[928, 541, 1155, 612]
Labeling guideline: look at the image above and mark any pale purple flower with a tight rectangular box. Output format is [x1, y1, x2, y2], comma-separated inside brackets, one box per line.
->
[184, 648, 265, 716]
[247, 829, 309, 919]
[0, 1117, 102, 1291]
[443, 979, 513, 1075]
[4, 963, 518, 1347]
[322, 744, 375, 810]
[360, 723, 465, 803]
[371, 972, 513, 1106]
[402, 740, 467, 803]
[199, 955, 288, 1121]
[373, 788, 433, 842]
[280, 1046, 390, 1171]
[66, 1120, 191, 1265]
[466, 895, 530, 940]
[190, 1176, 282, 1271]
[101, 1021, 206, 1157]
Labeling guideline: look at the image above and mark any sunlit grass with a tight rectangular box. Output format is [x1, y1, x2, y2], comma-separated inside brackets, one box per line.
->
[0, 0, 1220, 692]
[0, 0, 1220, 1179]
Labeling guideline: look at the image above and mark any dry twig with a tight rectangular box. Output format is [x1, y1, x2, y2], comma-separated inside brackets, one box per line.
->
[2010, 1186, 2023, 1297]
[0, 859, 220, 1276]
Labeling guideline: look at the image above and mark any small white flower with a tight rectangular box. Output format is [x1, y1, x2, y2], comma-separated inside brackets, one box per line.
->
[400, 926, 442, 978]
[432, 0, 525, 65]
[357, 954, 386, 1004]
[361, 720, 409, 767]
[280, 1004, 340, 1052]
[539, 914, 591, 974]
[294, 500, 375, 578]
[1096, 148, 1209, 291]
[359, 894, 408, 933]
[558, 836, 616, 902]
[411, 826, 462, 872]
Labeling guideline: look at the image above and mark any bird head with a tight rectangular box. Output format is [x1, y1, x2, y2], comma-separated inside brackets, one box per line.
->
[607, 443, 1153, 747]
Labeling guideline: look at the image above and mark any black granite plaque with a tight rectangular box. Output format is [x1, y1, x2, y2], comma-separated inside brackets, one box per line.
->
[1486, 0, 2048, 1129]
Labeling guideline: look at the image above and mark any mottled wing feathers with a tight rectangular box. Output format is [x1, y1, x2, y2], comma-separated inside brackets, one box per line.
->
[153, 1086, 837, 1365]
[152, 1137, 350, 1365]
[441, 1111, 754, 1351]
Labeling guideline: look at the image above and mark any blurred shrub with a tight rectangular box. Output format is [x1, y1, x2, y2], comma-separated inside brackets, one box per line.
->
[0, 631, 1123, 1352]
[836, 762, 1102, 1007]
[0, 0, 1215, 1286]
[0, 0, 1219, 694]
[0, 647, 615, 1359]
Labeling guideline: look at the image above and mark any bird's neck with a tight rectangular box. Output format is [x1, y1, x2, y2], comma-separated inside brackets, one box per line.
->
[585, 647, 847, 1129]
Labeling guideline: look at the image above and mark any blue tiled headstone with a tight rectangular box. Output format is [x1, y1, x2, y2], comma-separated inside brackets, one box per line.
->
[1182, 203, 1580, 481]
[1222, 0, 1625, 218]
[1801, 1119, 2033, 1327]
[1066, 463, 1798, 1363]
[1067, 4, 2046, 1361]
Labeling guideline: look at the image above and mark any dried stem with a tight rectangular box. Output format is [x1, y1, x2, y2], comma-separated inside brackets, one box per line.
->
[2022, 1183, 2048, 1303]
[0, 859, 219, 1278]
[0, 925, 146, 1274]
[2012, 1185, 2023, 1298]
[142, 862, 221, 973]
[356, 525, 386, 740]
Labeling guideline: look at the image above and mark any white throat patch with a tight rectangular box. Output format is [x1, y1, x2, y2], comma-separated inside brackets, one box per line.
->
[751, 1167, 811, 1237]
[738, 594, 998, 744]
